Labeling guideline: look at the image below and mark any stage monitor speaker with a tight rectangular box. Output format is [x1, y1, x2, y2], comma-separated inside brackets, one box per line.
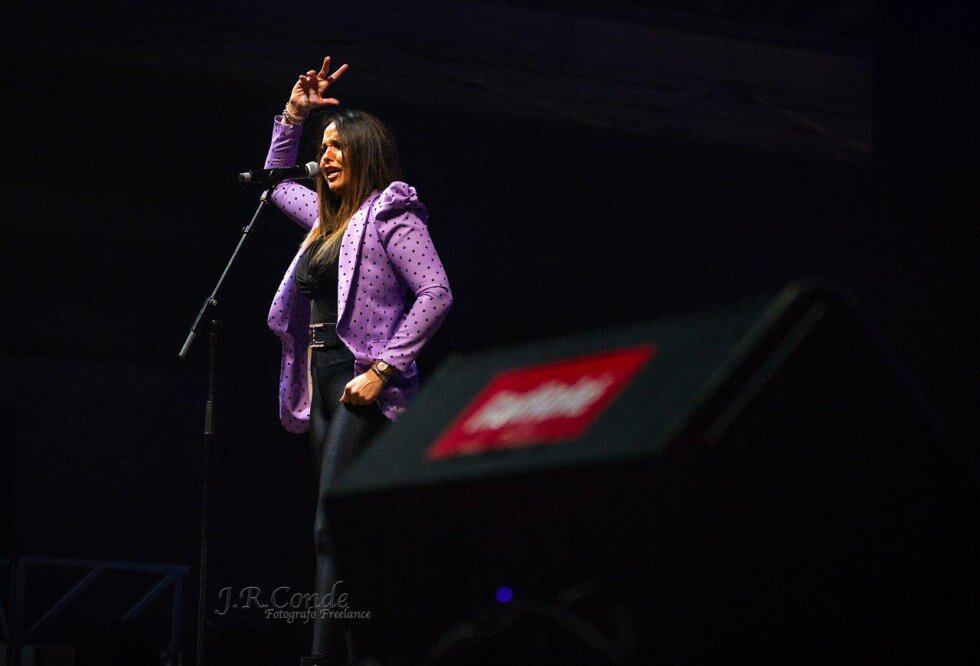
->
[325, 283, 977, 663]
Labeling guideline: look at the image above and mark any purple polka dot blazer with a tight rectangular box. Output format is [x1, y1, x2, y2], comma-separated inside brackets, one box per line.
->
[264, 116, 453, 432]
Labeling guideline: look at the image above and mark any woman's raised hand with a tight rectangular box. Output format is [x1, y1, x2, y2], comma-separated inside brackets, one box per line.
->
[287, 56, 349, 117]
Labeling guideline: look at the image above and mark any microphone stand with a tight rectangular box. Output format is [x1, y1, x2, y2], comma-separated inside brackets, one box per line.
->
[178, 185, 275, 666]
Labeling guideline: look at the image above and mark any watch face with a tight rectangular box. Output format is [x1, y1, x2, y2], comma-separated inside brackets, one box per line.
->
[378, 361, 391, 372]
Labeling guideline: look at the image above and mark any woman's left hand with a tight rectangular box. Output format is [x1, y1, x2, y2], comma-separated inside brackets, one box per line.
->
[340, 371, 384, 405]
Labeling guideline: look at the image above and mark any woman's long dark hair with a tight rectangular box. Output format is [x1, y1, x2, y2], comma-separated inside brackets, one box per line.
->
[305, 109, 402, 265]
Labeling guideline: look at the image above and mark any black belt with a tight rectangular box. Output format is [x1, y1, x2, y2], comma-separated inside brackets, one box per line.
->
[309, 322, 341, 349]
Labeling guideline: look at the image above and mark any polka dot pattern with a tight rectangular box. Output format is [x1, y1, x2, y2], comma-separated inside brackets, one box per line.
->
[263, 117, 452, 432]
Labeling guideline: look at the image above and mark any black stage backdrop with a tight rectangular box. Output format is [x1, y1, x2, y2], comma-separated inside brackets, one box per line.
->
[2, 1, 976, 662]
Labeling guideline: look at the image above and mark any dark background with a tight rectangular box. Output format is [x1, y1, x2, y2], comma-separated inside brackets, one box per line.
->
[2, 1, 975, 662]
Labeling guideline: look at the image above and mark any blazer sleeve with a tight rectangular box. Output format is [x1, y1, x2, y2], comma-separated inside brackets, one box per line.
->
[373, 182, 453, 374]
[264, 115, 318, 232]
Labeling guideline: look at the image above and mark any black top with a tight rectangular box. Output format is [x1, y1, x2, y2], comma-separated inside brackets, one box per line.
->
[296, 237, 339, 325]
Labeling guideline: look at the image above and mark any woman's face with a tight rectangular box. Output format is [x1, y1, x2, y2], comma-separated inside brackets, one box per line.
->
[319, 122, 347, 193]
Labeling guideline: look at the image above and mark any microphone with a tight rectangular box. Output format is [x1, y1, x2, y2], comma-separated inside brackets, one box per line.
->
[238, 161, 319, 184]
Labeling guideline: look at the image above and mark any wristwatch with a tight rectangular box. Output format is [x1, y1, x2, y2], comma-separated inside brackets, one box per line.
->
[371, 359, 395, 382]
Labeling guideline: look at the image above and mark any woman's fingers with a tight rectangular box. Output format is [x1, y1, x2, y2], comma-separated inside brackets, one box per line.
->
[341, 381, 359, 404]
[297, 58, 347, 107]
[317, 56, 331, 79]
[316, 64, 348, 93]
[327, 63, 349, 83]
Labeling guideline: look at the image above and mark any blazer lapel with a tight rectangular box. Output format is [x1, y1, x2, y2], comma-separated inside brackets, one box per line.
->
[337, 191, 380, 326]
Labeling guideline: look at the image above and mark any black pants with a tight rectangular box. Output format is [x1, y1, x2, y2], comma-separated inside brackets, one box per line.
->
[308, 345, 387, 657]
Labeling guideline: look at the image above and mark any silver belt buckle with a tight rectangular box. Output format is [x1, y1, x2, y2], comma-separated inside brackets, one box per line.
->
[309, 322, 334, 349]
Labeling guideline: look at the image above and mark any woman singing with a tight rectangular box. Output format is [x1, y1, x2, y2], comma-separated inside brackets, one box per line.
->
[262, 56, 453, 664]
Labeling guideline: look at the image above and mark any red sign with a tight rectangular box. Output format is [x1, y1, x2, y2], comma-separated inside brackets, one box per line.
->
[426, 345, 655, 460]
